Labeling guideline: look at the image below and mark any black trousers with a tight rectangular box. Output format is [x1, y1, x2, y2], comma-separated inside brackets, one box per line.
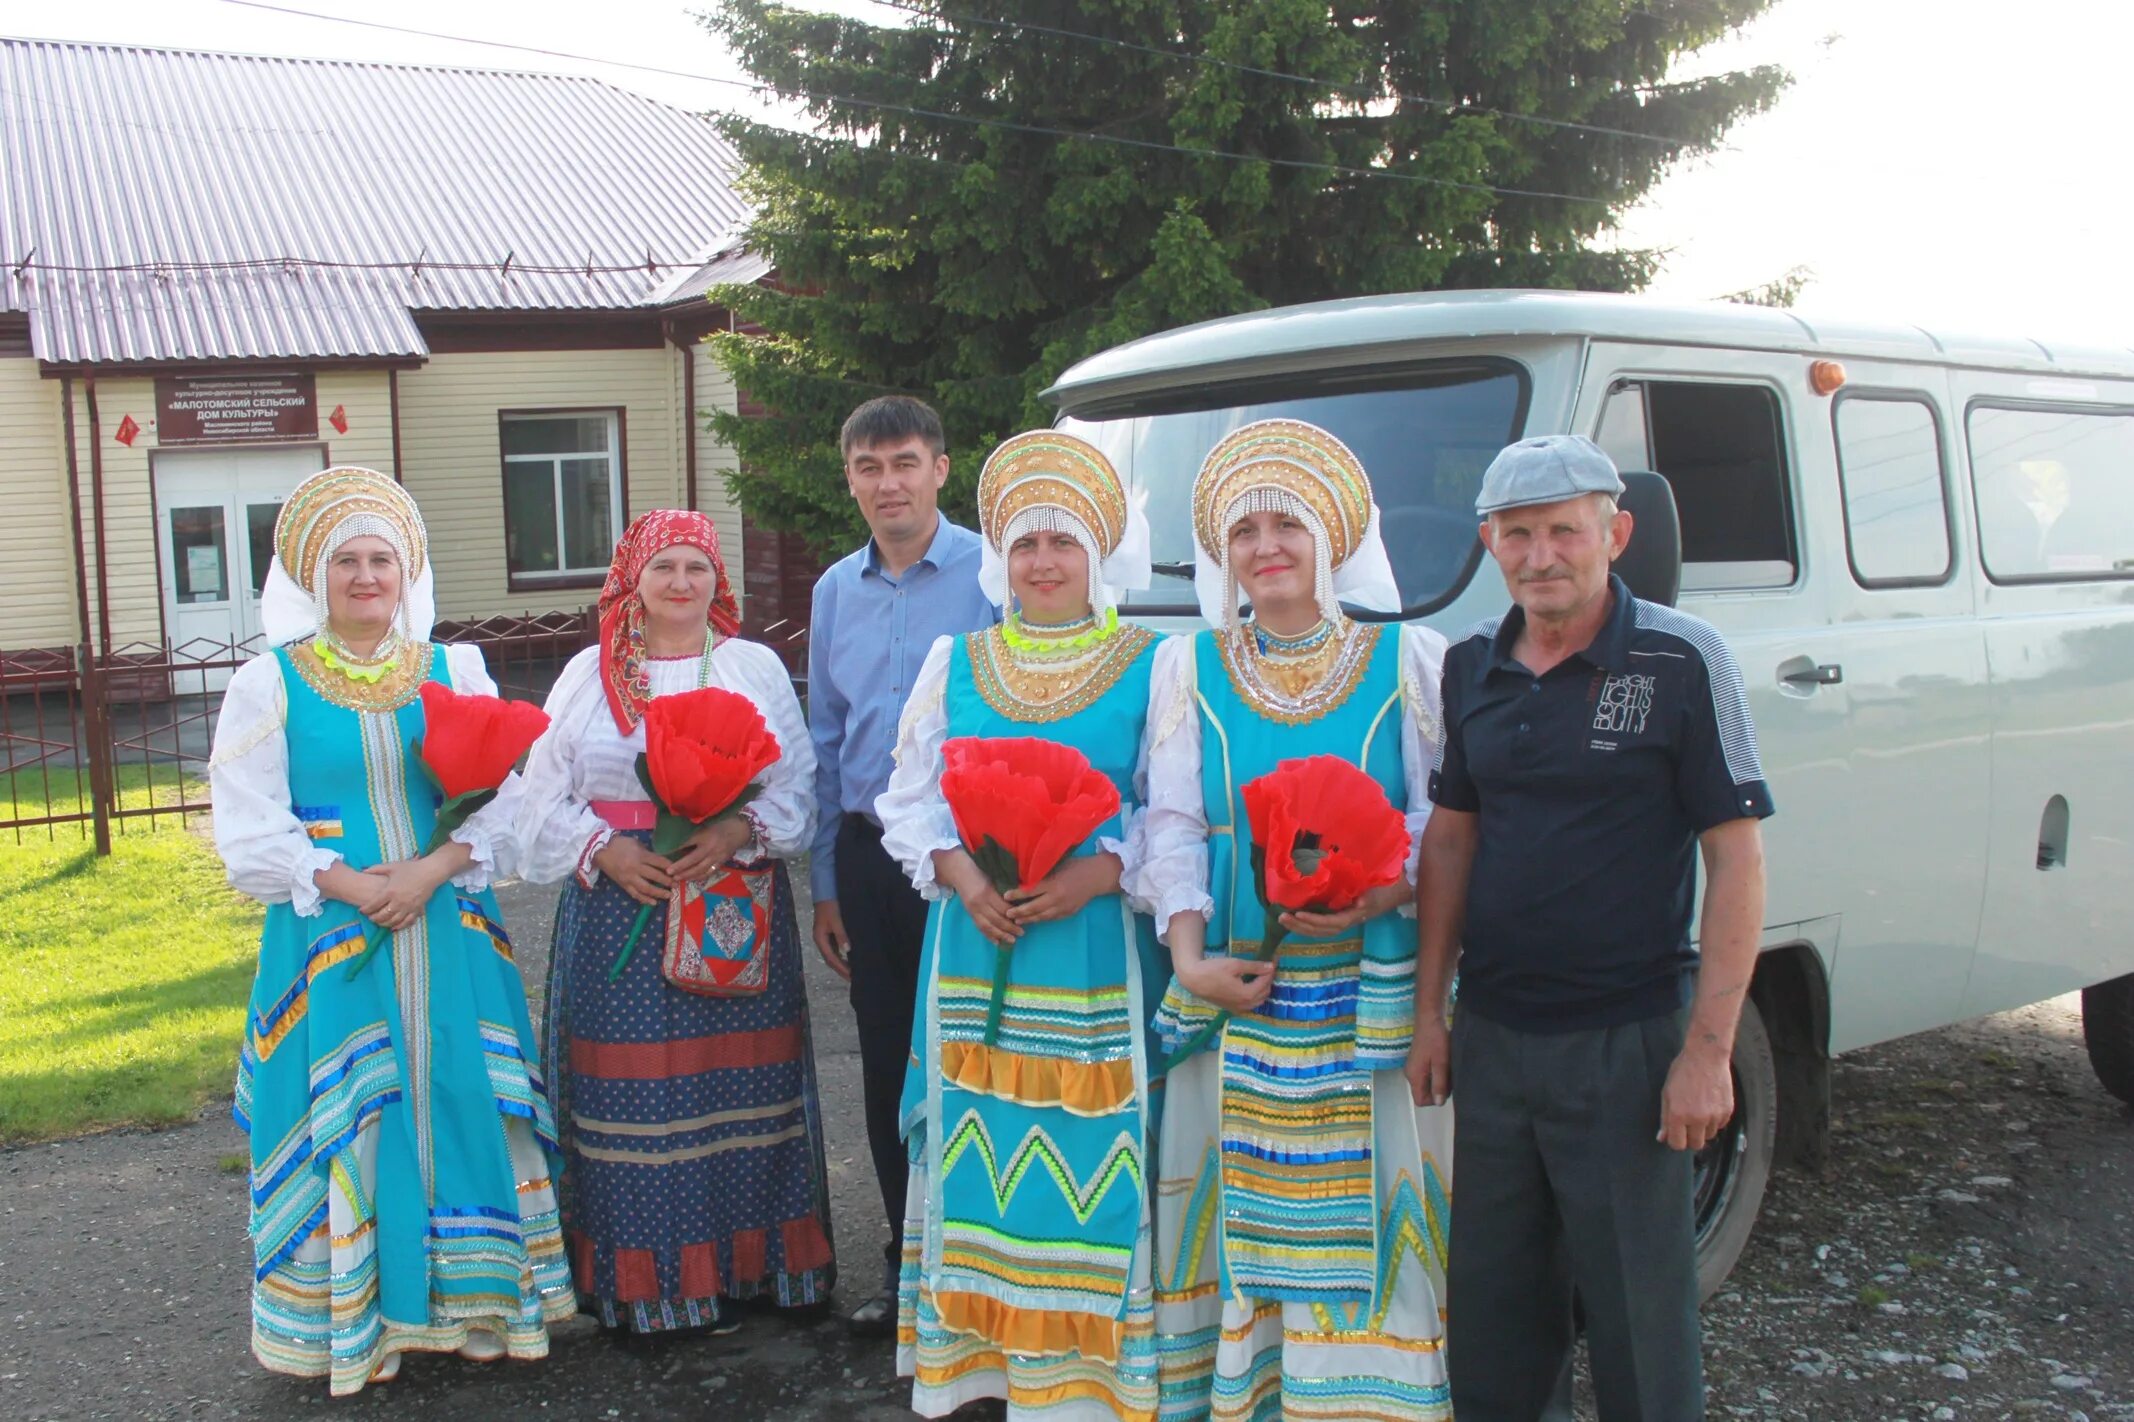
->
[1447, 1007, 1706, 1422]
[833, 813, 931, 1290]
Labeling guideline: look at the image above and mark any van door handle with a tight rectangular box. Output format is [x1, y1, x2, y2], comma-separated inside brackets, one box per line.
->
[1782, 663, 1843, 686]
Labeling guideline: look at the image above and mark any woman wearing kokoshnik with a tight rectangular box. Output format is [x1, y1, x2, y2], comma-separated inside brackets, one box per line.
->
[875, 430, 1169, 1419]
[1132, 420, 1455, 1421]
[514, 509, 833, 1338]
[208, 467, 571, 1395]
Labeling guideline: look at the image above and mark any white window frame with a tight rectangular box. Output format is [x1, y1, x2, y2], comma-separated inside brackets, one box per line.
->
[501, 409, 623, 585]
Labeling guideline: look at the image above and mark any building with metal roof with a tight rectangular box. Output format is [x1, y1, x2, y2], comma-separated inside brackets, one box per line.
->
[0, 35, 790, 668]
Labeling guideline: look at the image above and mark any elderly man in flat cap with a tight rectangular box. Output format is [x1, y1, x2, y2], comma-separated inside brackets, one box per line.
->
[1407, 436, 1773, 1422]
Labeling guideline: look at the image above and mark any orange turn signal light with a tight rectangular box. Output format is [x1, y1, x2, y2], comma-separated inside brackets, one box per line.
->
[1809, 359, 1847, 396]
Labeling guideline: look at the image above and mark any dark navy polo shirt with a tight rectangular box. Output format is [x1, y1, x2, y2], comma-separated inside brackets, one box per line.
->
[1429, 574, 1775, 1032]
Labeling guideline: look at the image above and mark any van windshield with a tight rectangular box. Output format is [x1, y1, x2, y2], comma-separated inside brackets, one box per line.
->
[1055, 358, 1527, 616]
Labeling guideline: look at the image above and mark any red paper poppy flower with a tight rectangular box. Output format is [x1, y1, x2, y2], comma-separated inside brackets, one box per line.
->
[417, 681, 552, 801]
[641, 686, 782, 828]
[1241, 755, 1409, 914]
[939, 736, 1121, 893]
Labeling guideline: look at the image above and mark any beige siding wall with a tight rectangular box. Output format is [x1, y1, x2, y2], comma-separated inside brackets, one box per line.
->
[398, 349, 686, 620]
[691, 339, 745, 613]
[63, 369, 392, 652]
[397, 345, 748, 622]
[0, 359, 76, 650]
[1, 349, 740, 650]
[70, 375, 158, 650]
[318, 368, 396, 475]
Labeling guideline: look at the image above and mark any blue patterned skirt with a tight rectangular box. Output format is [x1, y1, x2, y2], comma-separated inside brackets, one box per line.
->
[542, 835, 836, 1332]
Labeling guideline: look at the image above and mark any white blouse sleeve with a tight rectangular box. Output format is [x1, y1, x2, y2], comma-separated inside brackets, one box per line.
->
[209, 653, 339, 915]
[513, 647, 616, 887]
[1397, 623, 1450, 913]
[438, 643, 522, 891]
[874, 636, 960, 900]
[1124, 634, 1213, 941]
[1104, 716, 1154, 907]
[719, 639, 818, 860]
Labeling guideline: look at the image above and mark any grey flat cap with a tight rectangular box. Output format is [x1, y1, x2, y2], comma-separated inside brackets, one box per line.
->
[1475, 434, 1626, 515]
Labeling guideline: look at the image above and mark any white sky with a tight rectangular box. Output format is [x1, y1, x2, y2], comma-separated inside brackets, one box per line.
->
[11, 0, 2131, 346]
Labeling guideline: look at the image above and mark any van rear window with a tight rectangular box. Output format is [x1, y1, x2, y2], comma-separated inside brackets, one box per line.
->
[1055, 359, 1527, 617]
[1968, 404, 2134, 583]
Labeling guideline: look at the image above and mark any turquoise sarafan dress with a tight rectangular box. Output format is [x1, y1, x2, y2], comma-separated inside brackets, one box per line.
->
[883, 621, 1169, 1420]
[221, 642, 572, 1395]
[1144, 621, 1453, 1422]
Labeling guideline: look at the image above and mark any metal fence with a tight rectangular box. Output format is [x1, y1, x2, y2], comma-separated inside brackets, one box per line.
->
[1, 611, 814, 851]
[0, 613, 602, 851]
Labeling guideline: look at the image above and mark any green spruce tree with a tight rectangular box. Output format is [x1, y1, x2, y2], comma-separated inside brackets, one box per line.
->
[704, 0, 1788, 546]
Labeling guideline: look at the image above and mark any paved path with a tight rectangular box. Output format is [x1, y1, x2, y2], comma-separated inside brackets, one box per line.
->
[0, 875, 919, 1421]
[4, 872, 2131, 1420]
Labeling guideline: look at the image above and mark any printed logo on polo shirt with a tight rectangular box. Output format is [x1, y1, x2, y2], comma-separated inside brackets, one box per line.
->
[1593, 672, 1657, 735]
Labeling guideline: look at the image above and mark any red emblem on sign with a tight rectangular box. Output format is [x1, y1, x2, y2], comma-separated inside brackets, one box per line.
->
[114, 414, 140, 446]
[328, 404, 349, 434]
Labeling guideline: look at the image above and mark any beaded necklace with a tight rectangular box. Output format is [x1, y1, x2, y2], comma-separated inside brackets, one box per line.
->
[290, 630, 431, 712]
[315, 626, 403, 684]
[1217, 614, 1380, 725]
[1001, 607, 1113, 653]
[970, 606, 1153, 724]
[645, 630, 718, 691]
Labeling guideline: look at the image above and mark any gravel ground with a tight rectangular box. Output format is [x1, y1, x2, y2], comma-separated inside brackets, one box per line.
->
[2, 875, 2130, 1420]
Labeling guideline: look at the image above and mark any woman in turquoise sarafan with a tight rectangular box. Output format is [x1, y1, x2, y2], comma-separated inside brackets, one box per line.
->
[1133, 421, 1454, 1421]
[208, 467, 572, 1396]
[875, 431, 1169, 1419]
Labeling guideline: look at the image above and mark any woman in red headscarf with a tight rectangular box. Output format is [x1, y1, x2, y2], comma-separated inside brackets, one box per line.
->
[516, 510, 835, 1339]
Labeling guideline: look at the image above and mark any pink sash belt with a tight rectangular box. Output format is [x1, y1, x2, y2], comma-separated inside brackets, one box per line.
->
[591, 799, 657, 831]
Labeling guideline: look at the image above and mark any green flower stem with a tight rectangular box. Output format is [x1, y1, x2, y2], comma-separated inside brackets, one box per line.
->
[340, 922, 393, 983]
[982, 943, 1012, 1046]
[610, 902, 656, 982]
[1158, 925, 1290, 1076]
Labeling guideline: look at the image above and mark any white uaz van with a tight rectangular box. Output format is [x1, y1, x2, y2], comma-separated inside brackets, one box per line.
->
[1043, 289, 2134, 1293]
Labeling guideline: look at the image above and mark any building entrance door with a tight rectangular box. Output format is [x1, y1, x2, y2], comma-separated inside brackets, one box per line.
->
[154, 445, 324, 680]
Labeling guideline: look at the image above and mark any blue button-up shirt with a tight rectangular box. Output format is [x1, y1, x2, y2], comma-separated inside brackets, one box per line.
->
[807, 514, 997, 901]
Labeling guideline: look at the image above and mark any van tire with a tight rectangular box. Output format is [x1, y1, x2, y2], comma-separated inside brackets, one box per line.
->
[2081, 973, 2134, 1105]
[1694, 996, 1776, 1301]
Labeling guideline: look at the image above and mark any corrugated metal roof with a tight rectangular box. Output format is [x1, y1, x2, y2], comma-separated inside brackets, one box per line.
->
[653, 243, 773, 308]
[0, 37, 756, 364]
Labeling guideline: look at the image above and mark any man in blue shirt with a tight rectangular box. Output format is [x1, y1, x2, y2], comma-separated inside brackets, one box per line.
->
[1409, 437, 1772, 1421]
[806, 396, 997, 1335]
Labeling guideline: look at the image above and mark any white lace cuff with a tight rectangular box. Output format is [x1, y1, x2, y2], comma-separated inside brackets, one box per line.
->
[289, 845, 342, 917]
[448, 821, 498, 893]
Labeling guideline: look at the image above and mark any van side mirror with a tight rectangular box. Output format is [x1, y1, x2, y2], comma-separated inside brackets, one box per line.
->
[1615, 470, 1683, 608]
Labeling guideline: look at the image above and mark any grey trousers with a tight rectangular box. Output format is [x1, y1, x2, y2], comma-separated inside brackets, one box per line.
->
[1446, 1008, 1706, 1422]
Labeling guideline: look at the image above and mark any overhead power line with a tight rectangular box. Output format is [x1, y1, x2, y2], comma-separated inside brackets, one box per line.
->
[862, 0, 1694, 147]
[215, 0, 1622, 207]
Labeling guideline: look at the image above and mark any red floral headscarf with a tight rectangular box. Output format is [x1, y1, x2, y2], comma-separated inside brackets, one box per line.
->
[598, 509, 742, 734]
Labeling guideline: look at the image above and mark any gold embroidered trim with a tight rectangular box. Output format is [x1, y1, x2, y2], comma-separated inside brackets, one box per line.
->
[968, 622, 1156, 724]
[288, 639, 434, 713]
[1215, 619, 1381, 726]
[1191, 420, 1373, 568]
[977, 432, 1128, 557]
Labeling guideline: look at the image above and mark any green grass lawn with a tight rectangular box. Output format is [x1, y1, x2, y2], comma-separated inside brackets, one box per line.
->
[0, 768, 260, 1143]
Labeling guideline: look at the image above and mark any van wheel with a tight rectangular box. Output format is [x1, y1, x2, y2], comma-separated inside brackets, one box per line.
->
[1693, 995, 1776, 1301]
[2081, 973, 2134, 1105]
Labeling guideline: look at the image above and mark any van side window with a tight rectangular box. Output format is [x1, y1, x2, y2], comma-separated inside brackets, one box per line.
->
[1969, 404, 2134, 582]
[1834, 395, 1953, 587]
[1597, 380, 1796, 590]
